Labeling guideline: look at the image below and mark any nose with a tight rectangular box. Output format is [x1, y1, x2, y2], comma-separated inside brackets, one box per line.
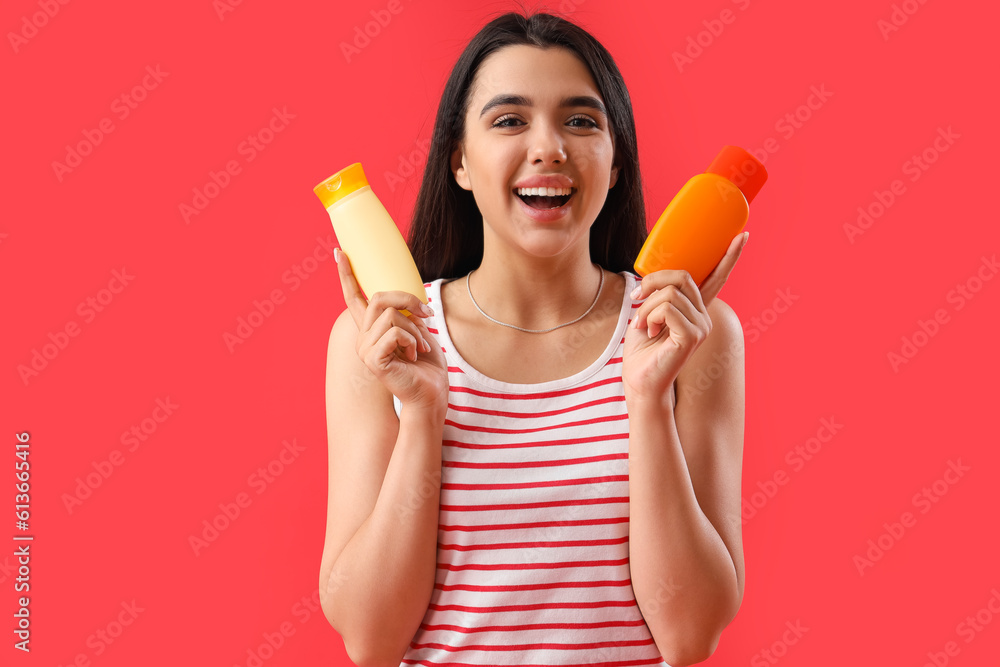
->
[528, 121, 567, 165]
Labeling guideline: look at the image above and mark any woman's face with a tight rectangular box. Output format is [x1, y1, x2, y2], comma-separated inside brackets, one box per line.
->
[451, 44, 619, 260]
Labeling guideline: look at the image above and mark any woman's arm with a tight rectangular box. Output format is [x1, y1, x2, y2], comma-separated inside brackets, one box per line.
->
[627, 297, 746, 666]
[318, 310, 448, 667]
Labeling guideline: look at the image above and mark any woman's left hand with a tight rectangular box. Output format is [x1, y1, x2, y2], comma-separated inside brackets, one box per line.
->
[623, 232, 749, 403]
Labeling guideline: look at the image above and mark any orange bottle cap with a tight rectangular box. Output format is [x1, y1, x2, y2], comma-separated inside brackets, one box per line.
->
[705, 146, 768, 204]
[314, 162, 369, 209]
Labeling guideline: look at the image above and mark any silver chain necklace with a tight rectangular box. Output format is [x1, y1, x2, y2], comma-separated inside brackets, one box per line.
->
[465, 264, 605, 334]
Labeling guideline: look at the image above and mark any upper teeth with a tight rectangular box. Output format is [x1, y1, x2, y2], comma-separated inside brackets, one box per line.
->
[517, 187, 572, 196]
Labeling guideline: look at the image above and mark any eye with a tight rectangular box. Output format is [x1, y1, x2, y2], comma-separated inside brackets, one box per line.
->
[568, 115, 599, 128]
[492, 114, 523, 128]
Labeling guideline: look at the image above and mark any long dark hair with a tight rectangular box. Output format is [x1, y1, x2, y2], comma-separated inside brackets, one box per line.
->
[407, 10, 647, 282]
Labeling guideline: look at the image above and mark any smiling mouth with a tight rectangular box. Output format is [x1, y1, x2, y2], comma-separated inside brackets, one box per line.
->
[515, 189, 575, 209]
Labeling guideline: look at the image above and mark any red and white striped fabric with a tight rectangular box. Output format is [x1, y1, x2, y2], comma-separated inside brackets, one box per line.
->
[393, 270, 670, 667]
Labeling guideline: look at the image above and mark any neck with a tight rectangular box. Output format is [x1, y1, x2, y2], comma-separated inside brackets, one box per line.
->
[467, 249, 605, 332]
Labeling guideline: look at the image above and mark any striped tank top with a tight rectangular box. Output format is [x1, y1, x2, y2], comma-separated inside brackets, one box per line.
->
[392, 270, 670, 667]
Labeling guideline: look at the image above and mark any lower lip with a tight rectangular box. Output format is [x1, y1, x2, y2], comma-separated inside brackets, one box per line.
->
[514, 191, 575, 222]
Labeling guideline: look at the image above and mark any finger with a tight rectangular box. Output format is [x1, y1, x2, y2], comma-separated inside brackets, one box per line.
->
[337, 248, 433, 331]
[361, 290, 434, 338]
[644, 302, 669, 338]
[661, 300, 699, 343]
[366, 325, 421, 367]
[647, 289, 702, 338]
[653, 299, 703, 343]
[410, 312, 438, 355]
[645, 288, 699, 338]
[700, 232, 748, 306]
[399, 329, 420, 362]
[336, 249, 370, 329]
[647, 302, 674, 339]
[365, 305, 430, 358]
[631, 270, 704, 327]
[632, 279, 698, 332]
[376, 314, 429, 363]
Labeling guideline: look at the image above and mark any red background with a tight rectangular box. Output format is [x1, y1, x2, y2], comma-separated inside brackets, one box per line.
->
[4, 0, 999, 665]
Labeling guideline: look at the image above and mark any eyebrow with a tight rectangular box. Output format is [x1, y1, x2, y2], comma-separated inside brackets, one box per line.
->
[479, 94, 608, 119]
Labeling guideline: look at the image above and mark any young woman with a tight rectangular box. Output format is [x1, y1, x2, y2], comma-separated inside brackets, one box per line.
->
[319, 11, 747, 667]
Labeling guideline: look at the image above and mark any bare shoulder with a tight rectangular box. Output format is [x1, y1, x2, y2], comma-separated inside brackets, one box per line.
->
[706, 297, 742, 343]
[329, 309, 390, 388]
[682, 298, 743, 378]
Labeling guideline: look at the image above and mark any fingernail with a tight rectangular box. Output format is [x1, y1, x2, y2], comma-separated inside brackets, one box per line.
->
[630, 285, 641, 300]
[741, 232, 749, 248]
[334, 248, 341, 264]
[421, 303, 435, 316]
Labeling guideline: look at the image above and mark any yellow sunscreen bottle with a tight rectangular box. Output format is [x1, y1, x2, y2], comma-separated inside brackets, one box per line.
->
[634, 145, 767, 286]
[314, 163, 428, 317]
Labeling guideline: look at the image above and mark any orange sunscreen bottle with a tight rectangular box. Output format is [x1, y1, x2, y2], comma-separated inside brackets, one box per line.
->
[634, 145, 767, 286]
[314, 162, 427, 317]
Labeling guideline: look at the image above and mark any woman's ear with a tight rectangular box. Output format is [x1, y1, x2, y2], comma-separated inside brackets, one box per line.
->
[451, 144, 472, 191]
[609, 163, 620, 189]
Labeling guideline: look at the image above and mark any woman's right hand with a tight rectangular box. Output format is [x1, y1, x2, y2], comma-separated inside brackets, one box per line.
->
[336, 248, 448, 414]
